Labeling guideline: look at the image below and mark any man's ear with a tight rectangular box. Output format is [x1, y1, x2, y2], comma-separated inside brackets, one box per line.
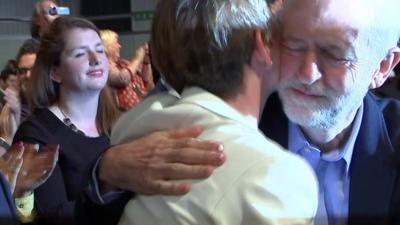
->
[250, 30, 272, 71]
[50, 66, 62, 83]
[370, 47, 400, 89]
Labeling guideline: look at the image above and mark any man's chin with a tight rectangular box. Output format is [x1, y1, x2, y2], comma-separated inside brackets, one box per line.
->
[286, 112, 314, 127]
[283, 105, 331, 129]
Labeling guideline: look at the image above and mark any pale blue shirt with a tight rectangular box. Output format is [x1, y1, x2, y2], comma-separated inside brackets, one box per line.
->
[288, 104, 363, 225]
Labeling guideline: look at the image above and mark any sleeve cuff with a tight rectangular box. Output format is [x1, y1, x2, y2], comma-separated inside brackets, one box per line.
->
[87, 155, 126, 205]
[15, 192, 35, 223]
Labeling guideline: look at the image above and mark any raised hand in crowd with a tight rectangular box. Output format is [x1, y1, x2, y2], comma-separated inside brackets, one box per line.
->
[3, 88, 21, 125]
[0, 87, 22, 150]
[137, 43, 154, 90]
[129, 43, 147, 72]
[14, 143, 59, 197]
[0, 142, 24, 193]
[0, 142, 59, 196]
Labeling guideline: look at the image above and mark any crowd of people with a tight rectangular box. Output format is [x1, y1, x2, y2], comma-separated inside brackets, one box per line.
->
[0, 0, 399, 225]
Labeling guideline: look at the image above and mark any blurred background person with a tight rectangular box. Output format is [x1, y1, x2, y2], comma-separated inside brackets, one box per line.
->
[0, 172, 19, 225]
[0, 92, 20, 154]
[16, 39, 39, 84]
[0, 60, 20, 91]
[31, 0, 60, 40]
[15, 39, 40, 122]
[13, 16, 119, 225]
[0, 60, 21, 154]
[0, 142, 58, 224]
[0, 39, 40, 153]
[100, 29, 154, 110]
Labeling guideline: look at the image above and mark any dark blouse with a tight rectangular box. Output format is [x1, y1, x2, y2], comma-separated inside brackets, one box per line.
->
[13, 108, 110, 225]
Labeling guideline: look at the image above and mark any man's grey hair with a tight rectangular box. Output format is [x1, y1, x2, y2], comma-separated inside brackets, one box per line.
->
[366, 0, 400, 60]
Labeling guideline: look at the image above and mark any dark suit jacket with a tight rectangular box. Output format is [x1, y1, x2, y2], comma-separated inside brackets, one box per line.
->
[259, 92, 400, 225]
[0, 173, 18, 225]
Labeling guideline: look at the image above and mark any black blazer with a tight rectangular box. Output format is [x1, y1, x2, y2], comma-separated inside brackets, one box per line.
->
[0, 173, 18, 225]
[259, 92, 400, 225]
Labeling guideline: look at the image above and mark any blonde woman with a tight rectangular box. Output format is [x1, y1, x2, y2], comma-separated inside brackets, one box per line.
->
[100, 29, 154, 110]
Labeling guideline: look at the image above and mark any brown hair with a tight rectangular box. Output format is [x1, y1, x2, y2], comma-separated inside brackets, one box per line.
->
[150, 0, 270, 99]
[16, 39, 39, 65]
[0, 60, 18, 80]
[28, 16, 119, 135]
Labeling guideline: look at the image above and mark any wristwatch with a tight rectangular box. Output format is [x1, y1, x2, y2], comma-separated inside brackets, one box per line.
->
[0, 137, 10, 150]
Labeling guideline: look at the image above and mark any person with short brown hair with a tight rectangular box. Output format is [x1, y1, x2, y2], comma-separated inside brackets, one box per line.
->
[114, 0, 318, 224]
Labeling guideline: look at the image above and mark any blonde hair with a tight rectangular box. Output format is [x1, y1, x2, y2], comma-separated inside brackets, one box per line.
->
[99, 29, 118, 56]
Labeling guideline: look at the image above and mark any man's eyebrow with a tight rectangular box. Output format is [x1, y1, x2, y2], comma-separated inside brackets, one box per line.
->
[322, 43, 357, 58]
[281, 35, 306, 43]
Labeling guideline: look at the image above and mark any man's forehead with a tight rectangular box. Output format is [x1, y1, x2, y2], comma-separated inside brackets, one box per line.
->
[18, 53, 37, 66]
[280, 0, 373, 41]
[281, 0, 373, 29]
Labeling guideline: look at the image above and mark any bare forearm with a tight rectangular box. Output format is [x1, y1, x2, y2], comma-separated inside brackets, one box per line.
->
[108, 68, 131, 88]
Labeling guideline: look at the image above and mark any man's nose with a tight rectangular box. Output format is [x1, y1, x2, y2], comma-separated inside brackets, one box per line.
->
[298, 50, 322, 85]
[26, 70, 32, 79]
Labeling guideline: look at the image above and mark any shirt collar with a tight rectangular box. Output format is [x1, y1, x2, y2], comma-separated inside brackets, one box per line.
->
[179, 87, 259, 130]
[288, 103, 364, 173]
[158, 77, 181, 98]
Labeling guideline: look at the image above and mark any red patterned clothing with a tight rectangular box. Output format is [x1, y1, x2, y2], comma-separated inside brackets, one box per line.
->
[114, 59, 148, 110]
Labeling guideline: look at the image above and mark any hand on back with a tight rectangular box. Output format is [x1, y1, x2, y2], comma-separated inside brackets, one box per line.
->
[99, 126, 225, 195]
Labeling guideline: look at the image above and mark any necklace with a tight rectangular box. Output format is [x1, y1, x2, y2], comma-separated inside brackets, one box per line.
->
[57, 104, 86, 136]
